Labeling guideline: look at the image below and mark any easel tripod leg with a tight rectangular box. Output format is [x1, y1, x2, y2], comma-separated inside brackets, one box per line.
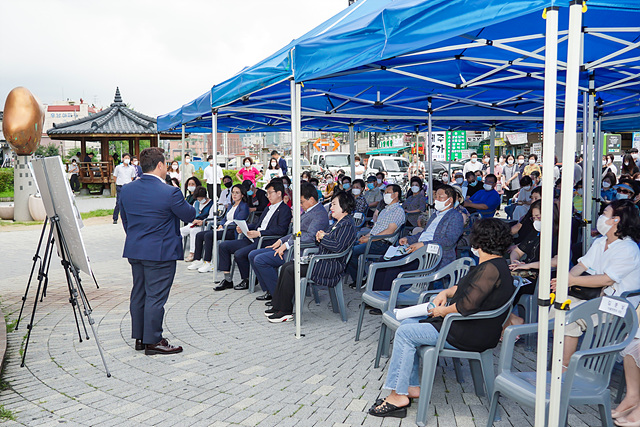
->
[16, 218, 49, 330]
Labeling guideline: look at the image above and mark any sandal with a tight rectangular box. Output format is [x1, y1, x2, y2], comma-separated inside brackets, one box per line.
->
[368, 399, 409, 418]
[369, 397, 412, 412]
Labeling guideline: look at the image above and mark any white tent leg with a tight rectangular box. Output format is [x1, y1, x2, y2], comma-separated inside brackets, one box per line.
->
[291, 80, 302, 339]
[489, 126, 496, 174]
[535, 6, 559, 426]
[427, 99, 433, 210]
[181, 125, 186, 192]
[349, 124, 356, 179]
[548, 3, 583, 425]
[585, 77, 595, 249]
[211, 111, 219, 280]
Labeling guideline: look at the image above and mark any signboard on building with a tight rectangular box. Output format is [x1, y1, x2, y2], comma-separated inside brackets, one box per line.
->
[378, 135, 405, 149]
[427, 132, 446, 161]
[368, 133, 378, 148]
[531, 142, 542, 157]
[505, 133, 528, 145]
[446, 130, 467, 161]
[633, 132, 640, 151]
[604, 133, 622, 154]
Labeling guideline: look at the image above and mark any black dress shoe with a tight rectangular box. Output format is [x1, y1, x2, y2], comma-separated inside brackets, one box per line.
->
[214, 279, 234, 291]
[256, 292, 272, 301]
[265, 301, 273, 307]
[135, 339, 144, 351]
[145, 338, 183, 355]
[233, 279, 249, 290]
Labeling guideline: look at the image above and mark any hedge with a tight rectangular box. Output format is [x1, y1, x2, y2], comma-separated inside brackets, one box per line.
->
[0, 168, 14, 193]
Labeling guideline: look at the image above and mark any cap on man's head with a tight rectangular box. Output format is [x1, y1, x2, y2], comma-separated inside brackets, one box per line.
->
[366, 175, 377, 182]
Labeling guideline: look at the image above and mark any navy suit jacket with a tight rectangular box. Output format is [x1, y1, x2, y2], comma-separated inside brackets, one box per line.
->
[278, 157, 288, 175]
[120, 174, 196, 261]
[248, 202, 292, 238]
[220, 201, 250, 227]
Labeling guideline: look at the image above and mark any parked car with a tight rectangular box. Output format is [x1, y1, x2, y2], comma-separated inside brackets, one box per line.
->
[310, 152, 352, 175]
[365, 156, 410, 183]
[284, 157, 311, 174]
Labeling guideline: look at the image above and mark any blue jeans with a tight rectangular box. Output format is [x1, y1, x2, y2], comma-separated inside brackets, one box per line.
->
[383, 318, 455, 395]
[248, 247, 285, 294]
[346, 240, 389, 282]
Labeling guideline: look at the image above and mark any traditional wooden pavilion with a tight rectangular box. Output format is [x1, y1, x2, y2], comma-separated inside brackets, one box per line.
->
[47, 87, 181, 192]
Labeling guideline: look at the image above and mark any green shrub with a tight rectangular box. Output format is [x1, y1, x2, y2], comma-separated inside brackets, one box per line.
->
[0, 169, 13, 193]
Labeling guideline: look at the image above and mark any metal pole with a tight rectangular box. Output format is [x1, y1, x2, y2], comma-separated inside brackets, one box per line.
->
[291, 80, 302, 339]
[349, 124, 356, 179]
[181, 124, 186, 191]
[534, 6, 559, 426]
[427, 98, 433, 209]
[593, 112, 603, 221]
[211, 111, 219, 283]
[489, 126, 496, 175]
[584, 76, 595, 250]
[548, 3, 583, 425]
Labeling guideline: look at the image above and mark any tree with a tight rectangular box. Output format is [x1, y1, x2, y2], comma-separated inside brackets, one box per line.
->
[35, 143, 60, 157]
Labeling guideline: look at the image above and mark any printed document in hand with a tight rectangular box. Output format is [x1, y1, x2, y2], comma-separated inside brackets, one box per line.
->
[394, 302, 433, 321]
[235, 220, 254, 242]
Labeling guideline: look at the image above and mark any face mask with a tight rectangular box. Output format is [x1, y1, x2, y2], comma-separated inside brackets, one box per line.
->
[221, 181, 231, 189]
[442, 176, 450, 183]
[197, 199, 205, 205]
[633, 153, 639, 160]
[576, 188, 583, 196]
[187, 186, 196, 193]
[529, 159, 535, 165]
[522, 186, 531, 191]
[518, 159, 525, 165]
[383, 193, 393, 204]
[133, 160, 139, 166]
[533, 220, 542, 232]
[508, 159, 514, 165]
[617, 193, 630, 200]
[470, 180, 478, 187]
[500, 158, 505, 164]
[355, 161, 360, 166]
[434, 199, 451, 211]
[123, 158, 130, 165]
[342, 183, 350, 190]
[471, 247, 480, 257]
[352, 188, 361, 196]
[596, 214, 613, 235]
[470, 158, 477, 163]
[602, 181, 611, 189]
[477, 176, 482, 181]
[209, 160, 214, 165]
[247, 190, 254, 196]
[367, 183, 375, 189]
[245, 162, 251, 167]
[455, 178, 464, 185]
[483, 184, 493, 191]
[377, 179, 383, 184]
[185, 158, 190, 164]
[411, 185, 420, 193]
[172, 164, 178, 170]
[284, 183, 289, 189]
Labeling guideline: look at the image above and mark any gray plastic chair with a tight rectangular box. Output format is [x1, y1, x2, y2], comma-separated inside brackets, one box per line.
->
[354, 244, 442, 341]
[514, 277, 539, 351]
[413, 277, 522, 427]
[354, 226, 403, 290]
[487, 296, 638, 427]
[247, 233, 286, 293]
[299, 244, 354, 322]
[376, 257, 476, 368]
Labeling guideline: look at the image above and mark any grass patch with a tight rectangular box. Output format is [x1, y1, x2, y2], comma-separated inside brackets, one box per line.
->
[0, 190, 13, 198]
[0, 405, 15, 421]
[5, 314, 17, 333]
[80, 209, 113, 220]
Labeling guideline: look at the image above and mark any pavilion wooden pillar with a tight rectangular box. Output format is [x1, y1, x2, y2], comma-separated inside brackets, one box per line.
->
[80, 137, 86, 159]
[134, 137, 140, 157]
[151, 134, 159, 148]
[128, 138, 134, 156]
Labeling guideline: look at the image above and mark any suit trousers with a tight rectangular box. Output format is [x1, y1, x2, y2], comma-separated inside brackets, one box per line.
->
[218, 238, 259, 279]
[272, 261, 309, 314]
[113, 185, 123, 221]
[128, 258, 176, 345]
[194, 229, 236, 262]
[248, 248, 286, 294]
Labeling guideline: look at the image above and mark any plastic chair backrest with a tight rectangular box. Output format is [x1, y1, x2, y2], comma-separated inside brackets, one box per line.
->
[420, 257, 475, 293]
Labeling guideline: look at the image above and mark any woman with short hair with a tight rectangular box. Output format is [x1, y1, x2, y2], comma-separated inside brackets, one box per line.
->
[236, 157, 262, 184]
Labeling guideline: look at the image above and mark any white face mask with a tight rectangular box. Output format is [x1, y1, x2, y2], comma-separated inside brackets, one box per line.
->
[471, 247, 480, 257]
[596, 214, 613, 236]
[522, 185, 531, 191]
[617, 193, 630, 200]
[442, 176, 450, 183]
[411, 185, 420, 194]
[602, 181, 611, 189]
[123, 158, 130, 165]
[529, 159, 535, 165]
[271, 162, 277, 168]
[187, 186, 196, 192]
[352, 188, 361, 196]
[245, 162, 251, 167]
[284, 183, 289, 189]
[470, 157, 477, 163]
[533, 220, 542, 232]
[633, 153, 639, 160]
[185, 158, 190, 163]
[518, 159, 525, 165]
[455, 177, 464, 185]
[355, 161, 360, 166]
[577, 188, 583, 196]
[434, 199, 451, 211]
[377, 179, 383, 184]
[172, 164, 178, 170]
[508, 159, 514, 165]
[383, 193, 393, 204]
[209, 160, 214, 165]
[133, 160, 139, 166]
[483, 183, 493, 191]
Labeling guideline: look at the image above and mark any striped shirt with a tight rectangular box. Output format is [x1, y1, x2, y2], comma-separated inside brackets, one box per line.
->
[371, 202, 405, 241]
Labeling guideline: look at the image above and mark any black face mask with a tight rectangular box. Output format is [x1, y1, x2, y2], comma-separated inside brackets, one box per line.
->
[224, 181, 232, 188]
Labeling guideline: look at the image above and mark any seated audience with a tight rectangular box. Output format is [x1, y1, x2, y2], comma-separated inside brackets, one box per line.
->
[184, 176, 202, 205]
[351, 179, 369, 218]
[612, 323, 640, 424]
[244, 179, 269, 218]
[214, 181, 292, 291]
[510, 176, 533, 221]
[462, 171, 482, 199]
[346, 185, 406, 284]
[368, 219, 515, 418]
[248, 182, 329, 301]
[511, 186, 542, 245]
[281, 175, 293, 207]
[403, 177, 427, 228]
[364, 175, 384, 213]
[463, 173, 501, 218]
[550, 199, 640, 371]
[180, 186, 213, 262]
[309, 177, 324, 203]
[218, 175, 234, 209]
[264, 191, 357, 322]
[188, 184, 250, 272]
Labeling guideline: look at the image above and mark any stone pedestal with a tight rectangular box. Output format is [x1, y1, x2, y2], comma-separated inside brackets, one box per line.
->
[14, 155, 35, 221]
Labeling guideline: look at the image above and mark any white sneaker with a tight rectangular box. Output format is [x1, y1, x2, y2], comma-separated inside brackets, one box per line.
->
[187, 260, 204, 270]
[198, 261, 214, 273]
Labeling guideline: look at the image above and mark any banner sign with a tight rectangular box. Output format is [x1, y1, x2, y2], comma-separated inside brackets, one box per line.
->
[446, 130, 467, 161]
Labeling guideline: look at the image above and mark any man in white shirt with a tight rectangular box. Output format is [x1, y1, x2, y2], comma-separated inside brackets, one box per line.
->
[218, 175, 234, 209]
[181, 154, 196, 184]
[112, 152, 137, 224]
[463, 152, 483, 175]
[354, 155, 366, 180]
[203, 154, 224, 199]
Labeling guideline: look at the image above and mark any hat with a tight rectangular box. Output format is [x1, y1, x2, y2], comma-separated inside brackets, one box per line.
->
[366, 175, 377, 182]
[614, 183, 635, 194]
[452, 185, 464, 201]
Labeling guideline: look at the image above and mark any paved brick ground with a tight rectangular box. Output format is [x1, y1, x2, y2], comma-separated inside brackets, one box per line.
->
[0, 222, 620, 426]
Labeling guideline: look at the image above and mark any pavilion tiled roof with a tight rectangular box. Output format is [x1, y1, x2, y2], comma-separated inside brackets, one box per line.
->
[47, 88, 158, 136]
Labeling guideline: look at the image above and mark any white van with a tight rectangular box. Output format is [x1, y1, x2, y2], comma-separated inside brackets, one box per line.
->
[310, 152, 352, 175]
[365, 156, 410, 183]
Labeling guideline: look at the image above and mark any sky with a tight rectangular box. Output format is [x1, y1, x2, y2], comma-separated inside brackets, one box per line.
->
[0, 0, 348, 118]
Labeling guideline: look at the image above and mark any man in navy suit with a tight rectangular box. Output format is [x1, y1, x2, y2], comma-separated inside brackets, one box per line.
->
[271, 150, 288, 176]
[248, 182, 329, 300]
[215, 180, 292, 291]
[119, 147, 196, 355]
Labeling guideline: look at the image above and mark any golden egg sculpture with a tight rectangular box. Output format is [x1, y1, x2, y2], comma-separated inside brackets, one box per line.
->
[2, 87, 45, 155]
